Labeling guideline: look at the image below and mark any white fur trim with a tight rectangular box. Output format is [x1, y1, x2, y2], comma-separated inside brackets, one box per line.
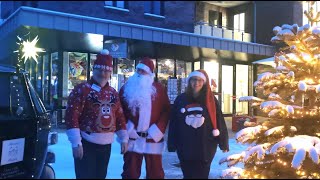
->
[116, 130, 129, 143]
[127, 121, 140, 139]
[126, 120, 135, 134]
[187, 71, 206, 83]
[66, 128, 82, 148]
[136, 63, 152, 74]
[101, 49, 109, 55]
[212, 129, 220, 136]
[127, 139, 165, 155]
[80, 131, 114, 145]
[148, 124, 164, 143]
[185, 116, 205, 128]
[187, 107, 203, 112]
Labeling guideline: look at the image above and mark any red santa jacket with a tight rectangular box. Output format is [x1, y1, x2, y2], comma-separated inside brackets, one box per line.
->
[119, 81, 170, 154]
[65, 78, 128, 148]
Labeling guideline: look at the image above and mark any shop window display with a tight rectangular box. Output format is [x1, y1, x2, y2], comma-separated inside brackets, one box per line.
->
[89, 53, 97, 78]
[30, 60, 37, 89]
[158, 59, 174, 87]
[176, 60, 192, 79]
[43, 55, 50, 107]
[51, 52, 59, 110]
[117, 58, 135, 77]
[36, 56, 43, 98]
[68, 52, 88, 95]
[176, 60, 192, 96]
[112, 58, 136, 91]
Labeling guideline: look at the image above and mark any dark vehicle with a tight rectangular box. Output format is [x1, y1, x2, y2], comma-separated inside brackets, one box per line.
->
[0, 64, 57, 179]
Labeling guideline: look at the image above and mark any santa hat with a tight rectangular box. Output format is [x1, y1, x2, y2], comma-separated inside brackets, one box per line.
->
[93, 49, 113, 71]
[136, 57, 155, 74]
[187, 69, 220, 136]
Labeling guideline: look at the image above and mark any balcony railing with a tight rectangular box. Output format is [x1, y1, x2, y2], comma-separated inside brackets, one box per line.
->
[194, 22, 252, 42]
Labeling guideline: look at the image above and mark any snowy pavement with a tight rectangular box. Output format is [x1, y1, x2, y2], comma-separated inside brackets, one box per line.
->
[50, 130, 247, 179]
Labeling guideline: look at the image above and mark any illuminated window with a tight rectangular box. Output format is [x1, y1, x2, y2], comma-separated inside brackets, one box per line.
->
[303, 1, 320, 26]
[68, 52, 88, 95]
[234, 13, 245, 32]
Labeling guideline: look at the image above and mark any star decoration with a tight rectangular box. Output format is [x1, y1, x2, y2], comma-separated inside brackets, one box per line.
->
[14, 35, 45, 64]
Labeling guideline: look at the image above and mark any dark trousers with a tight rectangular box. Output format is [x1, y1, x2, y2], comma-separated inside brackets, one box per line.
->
[180, 160, 212, 179]
[121, 152, 164, 179]
[74, 138, 111, 179]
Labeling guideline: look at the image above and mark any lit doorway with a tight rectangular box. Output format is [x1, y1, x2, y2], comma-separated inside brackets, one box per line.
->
[236, 64, 249, 115]
[221, 65, 233, 114]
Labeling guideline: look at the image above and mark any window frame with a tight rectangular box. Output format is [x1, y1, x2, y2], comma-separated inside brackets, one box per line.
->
[105, 1, 128, 9]
[303, 1, 320, 26]
[233, 12, 245, 32]
[144, 1, 165, 16]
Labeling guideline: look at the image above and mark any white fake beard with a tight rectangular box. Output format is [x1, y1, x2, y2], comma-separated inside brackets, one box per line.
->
[123, 72, 156, 116]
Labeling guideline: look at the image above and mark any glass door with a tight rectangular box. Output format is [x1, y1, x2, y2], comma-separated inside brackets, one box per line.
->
[221, 65, 233, 114]
[236, 64, 249, 115]
[204, 61, 219, 100]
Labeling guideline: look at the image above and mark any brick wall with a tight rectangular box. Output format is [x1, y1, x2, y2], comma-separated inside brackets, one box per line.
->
[2, 1, 195, 32]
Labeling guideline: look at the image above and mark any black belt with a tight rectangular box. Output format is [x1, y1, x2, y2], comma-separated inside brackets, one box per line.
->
[137, 132, 148, 138]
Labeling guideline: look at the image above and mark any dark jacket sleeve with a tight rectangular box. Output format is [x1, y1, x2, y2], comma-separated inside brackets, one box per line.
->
[167, 96, 179, 152]
[215, 96, 229, 151]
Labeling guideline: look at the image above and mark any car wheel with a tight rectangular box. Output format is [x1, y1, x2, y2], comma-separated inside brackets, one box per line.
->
[40, 164, 56, 179]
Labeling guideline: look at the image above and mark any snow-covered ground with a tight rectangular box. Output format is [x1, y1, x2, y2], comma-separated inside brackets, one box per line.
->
[50, 132, 247, 179]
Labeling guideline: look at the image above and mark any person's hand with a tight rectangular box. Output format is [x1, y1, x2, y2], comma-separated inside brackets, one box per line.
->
[121, 142, 128, 154]
[72, 145, 83, 159]
[222, 149, 229, 153]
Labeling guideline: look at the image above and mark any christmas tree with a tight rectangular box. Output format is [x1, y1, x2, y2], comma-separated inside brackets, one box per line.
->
[220, 1, 320, 179]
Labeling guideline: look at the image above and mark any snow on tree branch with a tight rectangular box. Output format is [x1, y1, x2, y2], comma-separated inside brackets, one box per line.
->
[270, 135, 320, 169]
[238, 96, 264, 102]
[264, 126, 297, 136]
[220, 167, 244, 179]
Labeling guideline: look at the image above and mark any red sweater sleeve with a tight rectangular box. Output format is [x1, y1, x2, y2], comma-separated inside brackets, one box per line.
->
[65, 84, 87, 129]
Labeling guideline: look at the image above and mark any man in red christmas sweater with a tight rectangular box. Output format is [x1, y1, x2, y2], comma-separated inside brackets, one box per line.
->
[65, 50, 128, 179]
[119, 57, 171, 179]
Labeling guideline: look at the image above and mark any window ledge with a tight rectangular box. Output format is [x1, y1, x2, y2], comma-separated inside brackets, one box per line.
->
[144, 13, 165, 19]
[104, 6, 129, 12]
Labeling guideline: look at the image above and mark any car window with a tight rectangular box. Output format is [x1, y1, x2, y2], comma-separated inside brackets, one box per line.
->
[0, 73, 35, 120]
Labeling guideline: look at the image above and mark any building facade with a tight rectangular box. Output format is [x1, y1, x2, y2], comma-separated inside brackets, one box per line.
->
[0, 1, 278, 126]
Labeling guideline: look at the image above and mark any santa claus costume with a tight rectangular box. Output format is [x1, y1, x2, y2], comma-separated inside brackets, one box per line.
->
[65, 50, 128, 179]
[119, 57, 170, 179]
[167, 69, 229, 179]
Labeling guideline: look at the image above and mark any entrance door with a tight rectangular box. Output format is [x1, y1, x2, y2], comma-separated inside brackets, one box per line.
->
[221, 65, 234, 114]
[204, 61, 219, 100]
[236, 64, 249, 115]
